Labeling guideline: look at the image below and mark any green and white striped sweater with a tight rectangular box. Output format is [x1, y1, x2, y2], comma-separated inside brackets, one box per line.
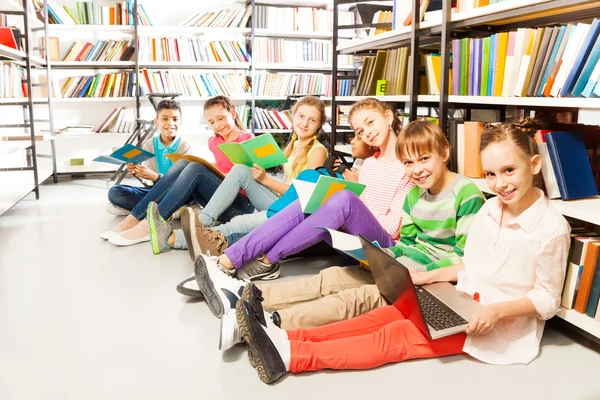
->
[388, 175, 485, 271]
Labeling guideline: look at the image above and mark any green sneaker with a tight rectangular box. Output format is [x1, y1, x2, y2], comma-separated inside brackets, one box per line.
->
[147, 202, 173, 255]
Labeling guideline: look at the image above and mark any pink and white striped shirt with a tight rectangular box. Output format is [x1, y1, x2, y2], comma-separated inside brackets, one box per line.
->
[358, 155, 413, 240]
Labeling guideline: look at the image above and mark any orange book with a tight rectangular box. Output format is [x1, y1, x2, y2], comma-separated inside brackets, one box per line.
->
[142, 69, 152, 91]
[109, 7, 115, 25]
[152, 38, 157, 61]
[543, 61, 562, 97]
[574, 241, 600, 313]
[463, 121, 484, 178]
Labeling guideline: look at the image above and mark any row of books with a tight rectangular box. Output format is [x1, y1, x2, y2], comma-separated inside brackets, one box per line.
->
[45, 1, 150, 26]
[60, 40, 134, 62]
[254, 6, 354, 33]
[61, 72, 135, 98]
[0, 63, 24, 98]
[562, 230, 600, 321]
[138, 70, 250, 98]
[94, 107, 136, 133]
[456, 121, 599, 201]
[253, 73, 335, 97]
[138, 38, 250, 63]
[180, 7, 252, 28]
[253, 38, 351, 66]
[354, 48, 411, 96]
[253, 107, 292, 130]
[451, 19, 600, 98]
[236, 105, 250, 129]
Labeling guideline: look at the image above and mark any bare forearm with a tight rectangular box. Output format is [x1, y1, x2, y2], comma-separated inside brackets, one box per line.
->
[428, 263, 465, 283]
[261, 176, 290, 195]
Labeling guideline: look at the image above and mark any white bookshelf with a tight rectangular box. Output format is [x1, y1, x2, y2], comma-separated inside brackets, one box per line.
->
[0, 169, 53, 216]
[52, 97, 136, 102]
[254, 29, 335, 40]
[0, 0, 43, 28]
[556, 308, 600, 339]
[0, 44, 26, 61]
[139, 61, 251, 69]
[137, 25, 251, 36]
[47, 24, 134, 33]
[0, 140, 32, 156]
[254, 63, 354, 72]
[51, 61, 135, 68]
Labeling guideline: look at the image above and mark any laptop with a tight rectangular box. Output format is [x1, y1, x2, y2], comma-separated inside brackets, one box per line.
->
[358, 234, 480, 339]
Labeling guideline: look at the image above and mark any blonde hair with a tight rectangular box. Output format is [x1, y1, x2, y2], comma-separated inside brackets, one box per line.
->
[283, 96, 326, 178]
[348, 98, 402, 135]
[396, 120, 450, 161]
[203, 95, 243, 132]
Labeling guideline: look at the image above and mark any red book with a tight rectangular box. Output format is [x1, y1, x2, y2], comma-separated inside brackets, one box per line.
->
[0, 27, 18, 49]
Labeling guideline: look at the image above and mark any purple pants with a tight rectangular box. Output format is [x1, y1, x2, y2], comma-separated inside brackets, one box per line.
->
[224, 190, 396, 269]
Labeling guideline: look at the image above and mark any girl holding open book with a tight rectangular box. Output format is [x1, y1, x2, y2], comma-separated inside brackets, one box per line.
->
[235, 118, 571, 384]
[101, 95, 254, 247]
[191, 98, 413, 318]
[150, 95, 329, 259]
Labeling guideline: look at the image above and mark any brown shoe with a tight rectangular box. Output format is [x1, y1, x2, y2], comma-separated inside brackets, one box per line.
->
[197, 226, 229, 257]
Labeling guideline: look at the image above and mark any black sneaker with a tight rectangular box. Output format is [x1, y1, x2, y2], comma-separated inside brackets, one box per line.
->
[236, 300, 286, 384]
[241, 283, 266, 325]
[237, 259, 281, 281]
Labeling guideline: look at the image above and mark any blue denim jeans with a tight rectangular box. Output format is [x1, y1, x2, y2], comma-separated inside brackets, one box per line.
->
[198, 165, 280, 226]
[108, 185, 150, 211]
[224, 190, 397, 269]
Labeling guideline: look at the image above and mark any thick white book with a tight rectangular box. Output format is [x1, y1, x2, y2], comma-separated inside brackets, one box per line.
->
[550, 23, 590, 97]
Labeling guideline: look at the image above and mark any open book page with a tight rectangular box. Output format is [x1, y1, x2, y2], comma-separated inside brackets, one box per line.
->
[166, 153, 224, 179]
[318, 227, 381, 266]
[93, 144, 154, 165]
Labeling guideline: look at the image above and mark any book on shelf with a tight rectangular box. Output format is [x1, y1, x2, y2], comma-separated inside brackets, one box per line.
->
[0, 62, 25, 98]
[218, 134, 288, 170]
[59, 40, 134, 62]
[137, 70, 250, 98]
[138, 38, 250, 63]
[55, 124, 94, 134]
[534, 130, 561, 199]
[181, 6, 251, 28]
[254, 73, 338, 97]
[449, 19, 600, 99]
[60, 72, 135, 98]
[40, 37, 60, 61]
[354, 47, 415, 96]
[424, 53, 453, 95]
[236, 105, 250, 130]
[94, 107, 135, 133]
[1, 134, 52, 141]
[45, 1, 150, 25]
[252, 107, 292, 131]
[255, 5, 353, 33]
[253, 38, 351, 67]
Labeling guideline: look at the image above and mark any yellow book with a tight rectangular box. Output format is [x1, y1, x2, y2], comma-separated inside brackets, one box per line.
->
[493, 32, 508, 96]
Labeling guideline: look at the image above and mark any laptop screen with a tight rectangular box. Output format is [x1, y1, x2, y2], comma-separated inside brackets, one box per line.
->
[358, 234, 431, 338]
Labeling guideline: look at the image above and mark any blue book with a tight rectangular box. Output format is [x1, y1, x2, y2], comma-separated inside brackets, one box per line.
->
[472, 39, 482, 96]
[585, 255, 600, 317]
[593, 79, 600, 97]
[538, 26, 567, 97]
[561, 19, 600, 97]
[93, 144, 154, 165]
[487, 34, 496, 97]
[77, 76, 94, 98]
[545, 131, 598, 200]
[47, 6, 63, 24]
[573, 36, 600, 97]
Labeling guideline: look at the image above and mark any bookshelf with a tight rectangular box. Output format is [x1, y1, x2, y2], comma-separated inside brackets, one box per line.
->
[331, 0, 600, 342]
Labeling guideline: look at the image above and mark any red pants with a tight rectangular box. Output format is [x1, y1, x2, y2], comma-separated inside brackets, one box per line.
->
[287, 305, 466, 373]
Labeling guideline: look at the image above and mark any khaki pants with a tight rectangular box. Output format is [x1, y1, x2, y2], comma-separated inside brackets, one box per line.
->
[257, 266, 388, 330]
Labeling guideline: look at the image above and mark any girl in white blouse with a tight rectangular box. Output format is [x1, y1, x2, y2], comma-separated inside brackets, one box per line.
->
[233, 119, 571, 384]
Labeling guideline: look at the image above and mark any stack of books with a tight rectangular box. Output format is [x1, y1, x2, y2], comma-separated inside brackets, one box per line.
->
[95, 107, 136, 133]
[60, 40, 135, 62]
[0, 63, 25, 98]
[353, 49, 411, 96]
[254, 73, 335, 97]
[254, 38, 351, 66]
[180, 7, 252, 28]
[255, 5, 354, 33]
[253, 107, 292, 130]
[61, 72, 135, 98]
[45, 0, 150, 25]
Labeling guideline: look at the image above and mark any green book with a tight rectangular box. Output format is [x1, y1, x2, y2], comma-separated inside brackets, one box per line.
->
[294, 176, 366, 214]
[88, 73, 101, 97]
[460, 38, 469, 96]
[480, 36, 491, 96]
[63, 5, 80, 24]
[217, 133, 287, 169]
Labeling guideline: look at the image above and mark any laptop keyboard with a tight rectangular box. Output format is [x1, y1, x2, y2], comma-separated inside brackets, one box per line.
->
[415, 287, 468, 331]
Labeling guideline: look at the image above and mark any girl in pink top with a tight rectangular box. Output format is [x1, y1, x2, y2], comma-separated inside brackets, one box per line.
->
[103, 95, 254, 247]
[235, 118, 571, 384]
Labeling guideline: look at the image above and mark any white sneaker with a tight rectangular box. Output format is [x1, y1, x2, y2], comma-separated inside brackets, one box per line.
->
[219, 309, 242, 352]
[106, 202, 130, 216]
[194, 253, 245, 319]
[99, 230, 121, 240]
[171, 207, 182, 220]
[108, 232, 150, 246]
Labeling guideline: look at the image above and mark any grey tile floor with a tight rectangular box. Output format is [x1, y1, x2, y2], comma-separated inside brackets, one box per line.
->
[1, 178, 600, 400]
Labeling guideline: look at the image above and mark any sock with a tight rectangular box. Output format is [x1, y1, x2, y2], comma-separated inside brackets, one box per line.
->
[260, 321, 290, 371]
[173, 229, 187, 249]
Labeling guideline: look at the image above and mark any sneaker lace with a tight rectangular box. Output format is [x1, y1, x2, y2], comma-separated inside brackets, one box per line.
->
[243, 259, 271, 276]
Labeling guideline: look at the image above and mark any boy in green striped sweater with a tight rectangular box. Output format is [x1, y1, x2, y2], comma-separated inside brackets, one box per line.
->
[387, 120, 485, 272]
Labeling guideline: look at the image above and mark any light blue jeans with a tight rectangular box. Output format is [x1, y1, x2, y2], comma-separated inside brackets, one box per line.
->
[174, 210, 269, 249]
[197, 164, 280, 226]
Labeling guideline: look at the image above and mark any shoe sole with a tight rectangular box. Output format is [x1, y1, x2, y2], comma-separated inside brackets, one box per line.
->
[194, 256, 225, 319]
[182, 208, 200, 262]
[176, 279, 203, 298]
[236, 301, 277, 384]
[148, 204, 161, 255]
[243, 264, 282, 282]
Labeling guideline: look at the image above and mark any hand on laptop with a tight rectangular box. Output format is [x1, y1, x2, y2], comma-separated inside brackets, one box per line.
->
[465, 305, 501, 335]
[410, 270, 433, 285]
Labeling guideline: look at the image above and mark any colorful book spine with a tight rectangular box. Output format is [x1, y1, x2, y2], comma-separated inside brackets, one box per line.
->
[487, 34, 496, 96]
[480, 36, 490, 96]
